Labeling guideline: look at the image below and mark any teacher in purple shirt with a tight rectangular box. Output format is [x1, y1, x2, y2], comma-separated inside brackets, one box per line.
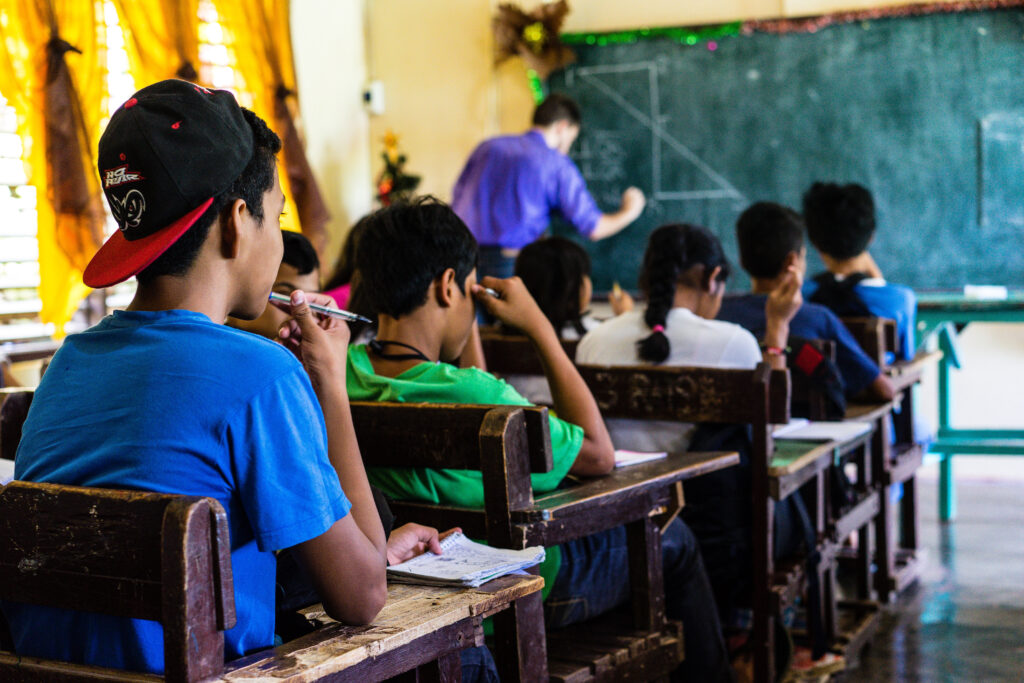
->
[452, 94, 646, 281]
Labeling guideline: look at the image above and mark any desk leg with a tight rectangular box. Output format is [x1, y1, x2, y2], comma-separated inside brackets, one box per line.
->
[491, 589, 548, 681]
[937, 335, 956, 522]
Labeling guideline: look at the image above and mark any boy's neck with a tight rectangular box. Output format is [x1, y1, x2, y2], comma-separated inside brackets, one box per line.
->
[821, 252, 883, 279]
[749, 276, 784, 296]
[370, 312, 445, 377]
[127, 270, 233, 324]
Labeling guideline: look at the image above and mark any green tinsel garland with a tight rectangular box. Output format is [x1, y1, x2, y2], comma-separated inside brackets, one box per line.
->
[560, 22, 742, 47]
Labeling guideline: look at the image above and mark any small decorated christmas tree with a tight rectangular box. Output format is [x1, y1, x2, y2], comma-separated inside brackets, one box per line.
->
[376, 131, 420, 206]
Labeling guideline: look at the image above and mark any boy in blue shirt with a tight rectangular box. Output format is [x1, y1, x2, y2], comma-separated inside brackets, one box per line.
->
[719, 202, 894, 401]
[4, 80, 389, 673]
[802, 182, 917, 361]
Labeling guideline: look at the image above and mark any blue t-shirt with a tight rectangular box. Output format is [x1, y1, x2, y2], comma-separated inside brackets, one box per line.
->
[803, 278, 917, 362]
[451, 130, 603, 248]
[3, 310, 350, 674]
[717, 294, 881, 397]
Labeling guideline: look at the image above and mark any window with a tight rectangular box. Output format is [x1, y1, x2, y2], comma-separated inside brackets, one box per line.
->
[0, 2, 251, 344]
[0, 95, 47, 343]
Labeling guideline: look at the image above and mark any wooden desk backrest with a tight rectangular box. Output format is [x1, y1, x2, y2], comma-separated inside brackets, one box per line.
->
[574, 363, 790, 426]
[841, 317, 898, 367]
[479, 329, 579, 376]
[0, 481, 235, 682]
[0, 390, 33, 462]
[350, 402, 553, 544]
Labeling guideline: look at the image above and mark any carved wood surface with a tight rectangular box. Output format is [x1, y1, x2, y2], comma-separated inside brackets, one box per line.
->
[220, 575, 543, 682]
[576, 364, 790, 425]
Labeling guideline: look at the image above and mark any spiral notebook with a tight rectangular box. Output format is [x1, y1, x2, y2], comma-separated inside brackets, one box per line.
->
[386, 531, 545, 588]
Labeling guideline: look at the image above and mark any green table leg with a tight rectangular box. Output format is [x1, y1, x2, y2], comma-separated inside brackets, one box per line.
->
[937, 325, 959, 522]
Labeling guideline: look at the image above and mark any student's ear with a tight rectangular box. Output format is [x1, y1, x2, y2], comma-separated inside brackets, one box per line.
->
[704, 265, 723, 293]
[219, 198, 248, 259]
[434, 268, 458, 308]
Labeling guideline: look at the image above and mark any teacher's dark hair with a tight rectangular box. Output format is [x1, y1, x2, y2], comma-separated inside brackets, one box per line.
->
[356, 196, 478, 319]
[532, 93, 581, 127]
[637, 223, 731, 364]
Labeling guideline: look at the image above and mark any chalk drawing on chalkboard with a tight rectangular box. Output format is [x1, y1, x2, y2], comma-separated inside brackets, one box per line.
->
[566, 61, 746, 204]
[979, 112, 1024, 231]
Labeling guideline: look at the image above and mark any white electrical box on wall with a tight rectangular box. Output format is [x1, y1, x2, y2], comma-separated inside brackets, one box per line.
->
[363, 80, 385, 115]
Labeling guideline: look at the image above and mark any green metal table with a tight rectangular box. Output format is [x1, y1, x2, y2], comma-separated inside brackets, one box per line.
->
[916, 292, 1024, 522]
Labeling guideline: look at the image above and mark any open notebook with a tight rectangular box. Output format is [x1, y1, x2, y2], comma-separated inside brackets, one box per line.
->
[386, 531, 545, 588]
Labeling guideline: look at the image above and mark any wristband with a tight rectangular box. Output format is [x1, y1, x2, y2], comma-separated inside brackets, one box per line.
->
[760, 344, 787, 356]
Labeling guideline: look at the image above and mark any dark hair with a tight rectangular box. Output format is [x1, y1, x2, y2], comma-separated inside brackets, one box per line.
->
[515, 237, 591, 337]
[137, 108, 282, 283]
[281, 230, 319, 276]
[637, 223, 731, 364]
[323, 215, 371, 291]
[356, 196, 478, 319]
[802, 182, 876, 260]
[532, 93, 581, 127]
[735, 202, 805, 279]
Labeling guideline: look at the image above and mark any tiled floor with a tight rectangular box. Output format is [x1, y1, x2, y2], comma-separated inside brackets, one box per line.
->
[844, 458, 1024, 682]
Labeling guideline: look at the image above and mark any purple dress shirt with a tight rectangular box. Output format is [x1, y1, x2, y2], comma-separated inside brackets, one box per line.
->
[451, 130, 602, 248]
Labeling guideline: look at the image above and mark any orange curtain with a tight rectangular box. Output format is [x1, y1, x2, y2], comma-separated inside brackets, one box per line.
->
[0, 0, 107, 336]
[111, 0, 200, 85]
[216, 0, 330, 256]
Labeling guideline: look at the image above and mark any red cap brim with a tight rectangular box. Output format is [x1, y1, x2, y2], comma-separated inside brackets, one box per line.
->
[83, 198, 214, 288]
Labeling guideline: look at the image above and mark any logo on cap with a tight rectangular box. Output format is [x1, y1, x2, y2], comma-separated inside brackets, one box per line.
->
[109, 189, 147, 231]
[103, 163, 145, 189]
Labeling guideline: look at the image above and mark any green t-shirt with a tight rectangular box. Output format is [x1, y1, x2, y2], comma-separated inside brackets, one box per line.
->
[347, 344, 582, 596]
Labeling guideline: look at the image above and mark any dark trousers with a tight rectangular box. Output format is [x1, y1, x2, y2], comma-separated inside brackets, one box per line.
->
[544, 518, 734, 683]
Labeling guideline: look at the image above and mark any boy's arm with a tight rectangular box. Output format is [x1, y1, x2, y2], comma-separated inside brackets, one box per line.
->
[474, 276, 615, 476]
[459, 320, 487, 370]
[762, 266, 803, 369]
[277, 291, 388, 624]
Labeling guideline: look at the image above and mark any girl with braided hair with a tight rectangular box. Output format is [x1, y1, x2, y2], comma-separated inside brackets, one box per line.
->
[576, 222, 801, 453]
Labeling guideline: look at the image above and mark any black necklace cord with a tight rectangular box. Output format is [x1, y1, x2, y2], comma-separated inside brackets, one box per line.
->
[368, 339, 433, 363]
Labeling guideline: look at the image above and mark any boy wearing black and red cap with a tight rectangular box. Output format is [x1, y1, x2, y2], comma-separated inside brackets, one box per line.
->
[2, 80, 388, 672]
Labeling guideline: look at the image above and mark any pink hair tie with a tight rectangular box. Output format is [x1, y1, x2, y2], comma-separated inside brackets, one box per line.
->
[652, 325, 665, 333]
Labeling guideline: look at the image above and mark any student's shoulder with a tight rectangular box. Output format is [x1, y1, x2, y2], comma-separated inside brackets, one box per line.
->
[428, 363, 532, 407]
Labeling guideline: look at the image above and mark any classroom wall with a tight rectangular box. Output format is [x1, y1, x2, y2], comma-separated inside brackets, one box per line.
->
[291, 0, 373, 274]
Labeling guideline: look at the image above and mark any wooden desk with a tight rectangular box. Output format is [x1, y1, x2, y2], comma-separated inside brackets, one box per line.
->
[220, 575, 543, 682]
[916, 292, 1024, 521]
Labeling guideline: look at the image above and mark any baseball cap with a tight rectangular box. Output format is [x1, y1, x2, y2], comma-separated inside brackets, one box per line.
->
[83, 79, 255, 288]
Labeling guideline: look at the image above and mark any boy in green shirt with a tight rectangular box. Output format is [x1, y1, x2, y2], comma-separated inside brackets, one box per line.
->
[347, 197, 732, 682]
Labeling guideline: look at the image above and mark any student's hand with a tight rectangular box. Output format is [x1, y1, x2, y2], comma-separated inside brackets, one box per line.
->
[621, 187, 646, 218]
[472, 276, 555, 340]
[385, 524, 460, 565]
[764, 266, 802, 353]
[275, 290, 351, 391]
[610, 287, 634, 316]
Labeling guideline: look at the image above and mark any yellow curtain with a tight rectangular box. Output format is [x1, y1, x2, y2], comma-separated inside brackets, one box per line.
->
[111, 0, 200, 86]
[215, 0, 329, 255]
[0, 0, 107, 336]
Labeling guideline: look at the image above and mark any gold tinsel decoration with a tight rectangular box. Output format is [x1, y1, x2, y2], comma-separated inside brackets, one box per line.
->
[493, 1, 574, 80]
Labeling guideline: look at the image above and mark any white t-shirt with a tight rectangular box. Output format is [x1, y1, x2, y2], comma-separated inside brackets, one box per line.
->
[503, 315, 599, 405]
[575, 308, 761, 453]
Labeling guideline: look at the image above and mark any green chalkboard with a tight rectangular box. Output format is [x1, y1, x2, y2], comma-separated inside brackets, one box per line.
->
[547, 9, 1024, 292]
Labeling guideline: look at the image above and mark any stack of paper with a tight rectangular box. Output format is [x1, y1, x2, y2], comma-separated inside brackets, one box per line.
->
[614, 450, 668, 468]
[773, 419, 872, 442]
[386, 531, 545, 588]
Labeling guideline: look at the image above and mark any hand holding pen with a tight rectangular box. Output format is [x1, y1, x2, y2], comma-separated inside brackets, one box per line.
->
[471, 276, 553, 339]
[272, 290, 351, 384]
